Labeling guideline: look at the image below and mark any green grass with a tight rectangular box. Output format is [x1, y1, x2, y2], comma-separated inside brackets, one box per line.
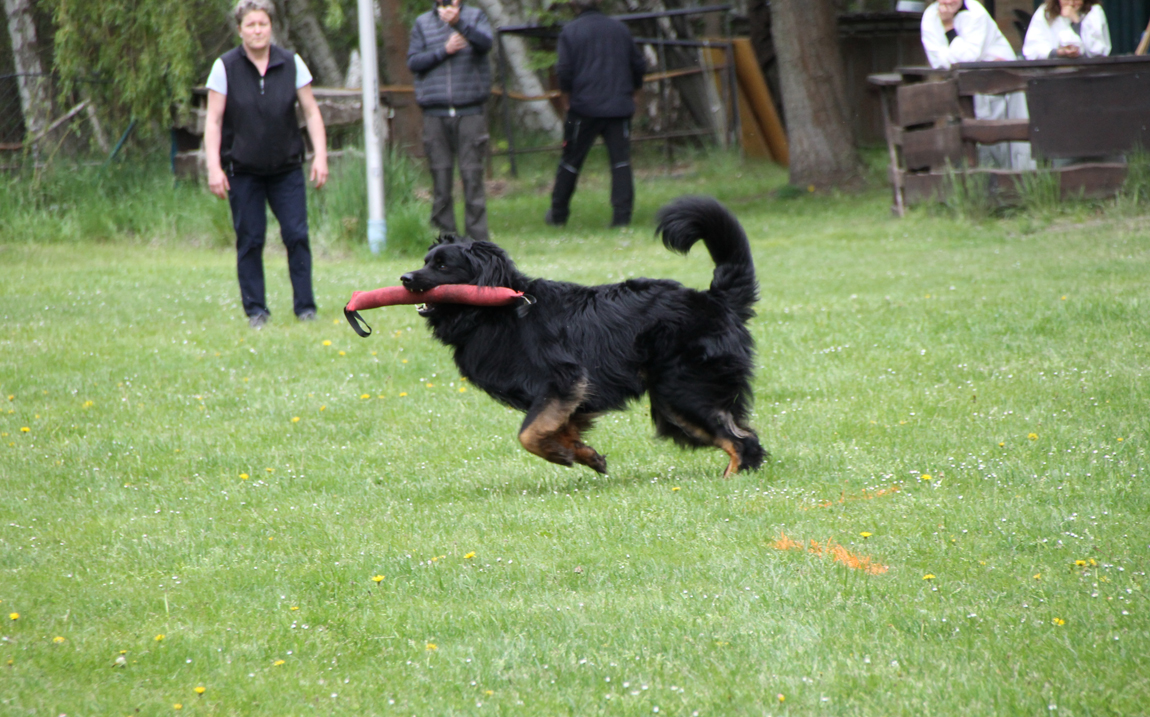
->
[2, 153, 1149, 716]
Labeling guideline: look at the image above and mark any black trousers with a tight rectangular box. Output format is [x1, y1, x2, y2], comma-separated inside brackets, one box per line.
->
[422, 113, 489, 241]
[227, 168, 316, 318]
[549, 112, 633, 225]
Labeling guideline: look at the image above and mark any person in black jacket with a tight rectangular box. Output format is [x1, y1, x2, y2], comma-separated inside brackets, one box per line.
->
[203, 0, 328, 329]
[546, 0, 646, 228]
[408, 0, 493, 241]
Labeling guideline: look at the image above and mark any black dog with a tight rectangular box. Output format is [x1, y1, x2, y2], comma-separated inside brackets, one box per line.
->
[399, 196, 765, 477]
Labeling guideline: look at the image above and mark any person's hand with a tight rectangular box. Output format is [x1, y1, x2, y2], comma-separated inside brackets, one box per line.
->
[437, 0, 461, 26]
[310, 156, 329, 189]
[936, 0, 963, 31]
[445, 32, 468, 55]
[207, 165, 229, 200]
[1056, 44, 1082, 57]
[1060, 0, 1082, 24]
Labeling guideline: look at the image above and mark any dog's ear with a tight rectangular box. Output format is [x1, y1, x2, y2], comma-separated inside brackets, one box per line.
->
[465, 241, 520, 287]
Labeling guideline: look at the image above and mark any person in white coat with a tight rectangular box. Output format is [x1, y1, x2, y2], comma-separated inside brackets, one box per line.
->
[1022, 0, 1111, 60]
[921, 0, 1035, 170]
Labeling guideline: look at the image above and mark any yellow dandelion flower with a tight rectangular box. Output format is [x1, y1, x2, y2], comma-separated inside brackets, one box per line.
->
[485, 690, 494, 696]
[155, 634, 165, 642]
[195, 686, 206, 695]
[464, 552, 476, 559]
[402, 359, 408, 364]
[339, 351, 346, 356]
[82, 400, 94, 408]
[174, 704, 182, 710]
[778, 693, 786, 702]
[1028, 433, 1038, 441]
[921, 474, 931, 481]
[6, 395, 12, 401]
[1061, 295, 1067, 301]
[426, 383, 434, 388]
[323, 340, 332, 346]
[8, 612, 17, 620]
[274, 659, 286, 666]
[320, 406, 326, 411]
[923, 574, 936, 581]
[1089, 558, 1097, 566]
[266, 467, 274, 473]
[291, 416, 300, 423]
[671, 486, 681, 492]
[53, 636, 65, 643]
[426, 643, 437, 651]
[20, 427, 29, 433]
[1075, 560, 1087, 567]
[290, 606, 299, 611]
[1034, 573, 1041, 580]
[1052, 617, 1065, 626]
[332, 319, 340, 325]
[372, 575, 385, 583]
[239, 473, 249, 480]
[459, 387, 467, 393]
[999, 442, 1005, 447]
[360, 393, 372, 399]
[399, 392, 408, 397]
[1117, 437, 1124, 442]
[860, 532, 872, 538]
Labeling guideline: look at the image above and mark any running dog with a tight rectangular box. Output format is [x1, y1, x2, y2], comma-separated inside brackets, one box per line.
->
[399, 195, 765, 477]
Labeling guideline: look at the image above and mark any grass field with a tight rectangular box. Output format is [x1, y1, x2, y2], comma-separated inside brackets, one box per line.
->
[2, 153, 1148, 715]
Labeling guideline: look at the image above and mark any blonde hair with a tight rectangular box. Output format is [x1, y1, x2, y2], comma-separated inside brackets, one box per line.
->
[234, 0, 275, 25]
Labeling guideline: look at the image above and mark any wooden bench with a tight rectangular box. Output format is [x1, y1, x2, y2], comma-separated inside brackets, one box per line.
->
[869, 55, 1150, 215]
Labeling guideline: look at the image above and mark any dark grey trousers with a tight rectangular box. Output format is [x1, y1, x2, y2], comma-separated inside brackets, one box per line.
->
[422, 113, 489, 241]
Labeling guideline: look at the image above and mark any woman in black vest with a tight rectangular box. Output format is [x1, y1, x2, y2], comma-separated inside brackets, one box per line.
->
[204, 0, 329, 329]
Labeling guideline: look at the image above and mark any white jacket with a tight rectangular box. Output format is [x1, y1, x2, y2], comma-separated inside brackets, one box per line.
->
[921, 0, 1017, 69]
[1022, 5, 1111, 60]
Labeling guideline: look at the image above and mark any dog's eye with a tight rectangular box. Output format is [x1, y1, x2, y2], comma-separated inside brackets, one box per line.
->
[436, 261, 447, 270]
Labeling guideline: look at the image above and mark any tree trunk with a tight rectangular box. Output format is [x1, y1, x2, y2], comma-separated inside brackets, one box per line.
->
[472, 0, 562, 138]
[378, 0, 423, 153]
[769, 0, 861, 189]
[285, 0, 343, 87]
[3, 0, 52, 140]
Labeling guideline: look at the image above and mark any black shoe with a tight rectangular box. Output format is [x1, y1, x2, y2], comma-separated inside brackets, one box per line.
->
[545, 209, 566, 227]
[248, 313, 269, 330]
[297, 309, 317, 322]
[610, 218, 631, 228]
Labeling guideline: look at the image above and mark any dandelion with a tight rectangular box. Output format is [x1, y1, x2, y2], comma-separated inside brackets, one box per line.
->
[1034, 573, 1041, 580]
[426, 383, 434, 388]
[174, 704, 183, 710]
[290, 606, 299, 611]
[20, 427, 29, 433]
[923, 574, 936, 581]
[999, 442, 1005, 447]
[1075, 560, 1087, 567]
[6, 395, 12, 401]
[361, 394, 370, 399]
[860, 532, 872, 539]
[1028, 433, 1038, 441]
[921, 474, 932, 482]
[274, 659, 286, 666]
[195, 686, 206, 695]
[155, 634, 165, 642]
[426, 643, 437, 651]
[485, 690, 494, 696]
[459, 387, 467, 393]
[372, 575, 385, 583]
[82, 400, 94, 408]
[1052, 617, 1065, 626]
[323, 340, 332, 346]
[1117, 437, 1124, 442]
[266, 467, 274, 473]
[778, 693, 786, 702]
[671, 487, 680, 492]
[320, 406, 326, 411]
[8, 612, 17, 620]
[239, 473, 249, 480]
[399, 392, 408, 397]
[53, 636, 65, 643]
[464, 552, 476, 559]
[291, 417, 300, 423]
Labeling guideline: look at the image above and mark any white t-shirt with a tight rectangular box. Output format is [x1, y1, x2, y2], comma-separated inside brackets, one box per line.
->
[205, 52, 313, 94]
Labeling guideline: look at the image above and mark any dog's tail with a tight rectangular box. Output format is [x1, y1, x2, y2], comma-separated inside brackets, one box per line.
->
[656, 196, 758, 319]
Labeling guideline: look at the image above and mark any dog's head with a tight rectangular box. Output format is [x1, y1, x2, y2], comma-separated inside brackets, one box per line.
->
[400, 234, 521, 315]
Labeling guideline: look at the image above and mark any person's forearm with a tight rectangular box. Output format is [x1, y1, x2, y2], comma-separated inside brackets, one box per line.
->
[408, 47, 448, 73]
[306, 111, 327, 162]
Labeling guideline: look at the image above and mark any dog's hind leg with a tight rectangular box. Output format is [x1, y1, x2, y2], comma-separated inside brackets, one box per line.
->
[651, 397, 762, 478]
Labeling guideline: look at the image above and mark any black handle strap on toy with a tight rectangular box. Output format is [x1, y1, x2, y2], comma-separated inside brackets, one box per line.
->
[344, 305, 373, 337]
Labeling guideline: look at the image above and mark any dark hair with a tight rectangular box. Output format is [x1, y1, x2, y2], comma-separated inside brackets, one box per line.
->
[570, 0, 600, 13]
[1044, 0, 1096, 22]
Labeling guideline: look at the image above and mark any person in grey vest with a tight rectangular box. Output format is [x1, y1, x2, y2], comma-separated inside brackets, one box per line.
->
[408, 0, 493, 241]
[203, 0, 328, 329]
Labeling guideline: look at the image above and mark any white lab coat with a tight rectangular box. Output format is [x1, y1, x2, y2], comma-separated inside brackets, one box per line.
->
[921, 0, 1017, 69]
[1022, 5, 1111, 60]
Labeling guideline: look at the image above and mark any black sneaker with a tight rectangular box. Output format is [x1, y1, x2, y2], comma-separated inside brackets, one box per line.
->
[544, 209, 566, 227]
[248, 313, 269, 330]
[297, 309, 317, 322]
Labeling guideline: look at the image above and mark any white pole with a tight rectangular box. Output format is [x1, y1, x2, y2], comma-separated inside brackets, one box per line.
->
[357, 0, 386, 252]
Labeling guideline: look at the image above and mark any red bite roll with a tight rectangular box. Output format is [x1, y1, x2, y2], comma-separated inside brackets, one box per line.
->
[345, 285, 524, 312]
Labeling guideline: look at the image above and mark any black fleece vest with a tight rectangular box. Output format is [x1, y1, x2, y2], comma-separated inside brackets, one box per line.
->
[220, 45, 305, 175]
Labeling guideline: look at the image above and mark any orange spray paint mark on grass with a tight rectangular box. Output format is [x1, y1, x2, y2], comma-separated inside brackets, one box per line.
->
[771, 532, 888, 575]
[804, 484, 901, 510]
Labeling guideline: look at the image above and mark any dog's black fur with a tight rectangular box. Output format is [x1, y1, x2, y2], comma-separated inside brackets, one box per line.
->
[399, 195, 765, 477]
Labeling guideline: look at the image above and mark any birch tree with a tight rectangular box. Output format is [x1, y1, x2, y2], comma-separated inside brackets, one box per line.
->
[3, 0, 52, 139]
